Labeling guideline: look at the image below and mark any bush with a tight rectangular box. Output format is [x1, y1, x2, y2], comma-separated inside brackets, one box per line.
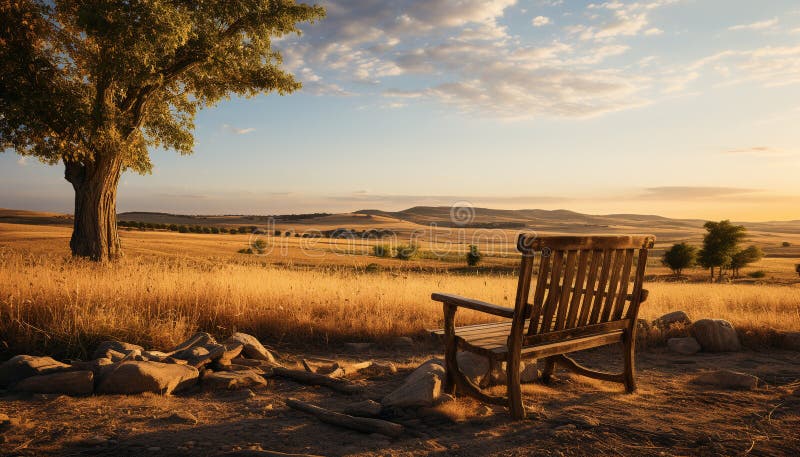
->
[237, 248, 254, 254]
[168, 224, 178, 231]
[782, 241, 791, 247]
[395, 243, 419, 260]
[747, 270, 766, 278]
[466, 244, 482, 267]
[373, 244, 392, 258]
[284, 231, 292, 237]
[220, 227, 229, 233]
[662, 242, 697, 276]
[202, 226, 211, 234]
[252, 239, 268, 254]
[178, 225, 189, 233]
[229, 229, 238, 235]
[364, 263, 383, 273]
[796, 264, 800, 277]
[211, 227, 220, 234]
[274, 230, 282, 236]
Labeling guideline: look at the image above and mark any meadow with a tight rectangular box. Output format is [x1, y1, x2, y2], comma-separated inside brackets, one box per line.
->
[1, 218, 798, 359]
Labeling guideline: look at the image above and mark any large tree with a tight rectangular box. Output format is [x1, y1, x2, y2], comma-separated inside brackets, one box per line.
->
[1, 0, 324, 261]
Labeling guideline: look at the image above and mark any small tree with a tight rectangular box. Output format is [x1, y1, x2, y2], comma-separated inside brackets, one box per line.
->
[466, 245, 482, 267]
[729, 245, 763, 278]
[697, 220, 746, 280]
[168, 224, 178, 232]
[661, 242, 696, 276]
[395, 244, 419, 260]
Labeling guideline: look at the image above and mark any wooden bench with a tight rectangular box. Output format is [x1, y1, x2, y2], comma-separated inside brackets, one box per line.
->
[431, 234, 655, 419]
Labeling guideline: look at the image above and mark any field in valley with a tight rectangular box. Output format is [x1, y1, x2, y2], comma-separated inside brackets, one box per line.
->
[2, 208, 800, 456]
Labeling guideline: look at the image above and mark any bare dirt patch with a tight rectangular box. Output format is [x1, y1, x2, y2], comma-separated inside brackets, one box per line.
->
[2, 346, 798, 456]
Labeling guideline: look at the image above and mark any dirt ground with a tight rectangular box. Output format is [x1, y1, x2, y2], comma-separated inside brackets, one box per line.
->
[1, 345, 799, 457]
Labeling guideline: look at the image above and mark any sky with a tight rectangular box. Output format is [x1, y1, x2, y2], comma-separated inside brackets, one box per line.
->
[2, 0, 800, 221]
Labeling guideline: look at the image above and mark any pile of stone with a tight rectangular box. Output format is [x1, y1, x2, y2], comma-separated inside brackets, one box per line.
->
[0, 332, 277, 396]
[649, 311, 742, 355]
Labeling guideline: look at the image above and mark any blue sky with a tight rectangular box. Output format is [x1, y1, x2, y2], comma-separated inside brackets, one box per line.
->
[2, 0, 799, 220]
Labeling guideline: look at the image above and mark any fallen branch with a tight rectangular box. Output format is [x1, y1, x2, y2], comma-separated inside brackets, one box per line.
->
[285, 398, 403, 438]
[269, 367, 362, 394]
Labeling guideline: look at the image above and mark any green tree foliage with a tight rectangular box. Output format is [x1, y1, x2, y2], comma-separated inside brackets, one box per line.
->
[661, 242, 697, 276]
[729, 245, 763, 278]
[373, 244, 392, 258]
[0, 1, 325, 261]
[395, 244, 419, 260]
[178, 225, 188, 233]
[168, 224, 178, 231]
[466, 245, 482, 267]
[697, 220, 747, 280]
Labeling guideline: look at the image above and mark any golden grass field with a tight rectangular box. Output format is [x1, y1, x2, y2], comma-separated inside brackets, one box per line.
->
[1, 217, 799, 359]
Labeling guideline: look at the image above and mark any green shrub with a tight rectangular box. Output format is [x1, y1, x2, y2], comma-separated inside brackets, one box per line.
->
[747, 270, 766, 278]
[220, 227, 229, 233]
[211, 227, 220, 234]
[395, 243, 419, 260]
[229, 229, 238, 234]
[661, 242, 697, 276]
[373, 244, 393, 258]
[364, 263, 382, 273]
[252, 239, 268, 254]
[201, 226, 212, 234]
[178, 225, 188, 233]
[782, 241, 791, 247]
[274, 230, 282, 236]
[466, 244, 482, 267]
[168, 224, 178, 231]
[237, 248, 254, 254]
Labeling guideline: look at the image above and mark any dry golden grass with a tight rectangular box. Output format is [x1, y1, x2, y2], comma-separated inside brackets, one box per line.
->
[1, 238, 798, 359]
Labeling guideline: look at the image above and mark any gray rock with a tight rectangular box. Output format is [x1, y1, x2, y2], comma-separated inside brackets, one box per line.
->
[344, 342, 373, 352]
[13, 370, 94, 395]
[92, 341, 144, 360]
[0, 355, 71, 388]
[520, 363, 541, 383]
[779, 331, 800, 351]
[225, 333, 276, 363]
[96, 361, 199, 395]
[690, 319, 741, 352]
[173, 344, 226, 368]
[693, 370, 759, 390]
[488, 361, 528, 386]
[343, 400, 382, 417]
[653, 310, 691, 328]
[667, 337, 701, 355]
[169, 332, 216, 354]
[201, 370, 266, 391]
[456, 351, 490, 385]
[382, 359, 444, 407]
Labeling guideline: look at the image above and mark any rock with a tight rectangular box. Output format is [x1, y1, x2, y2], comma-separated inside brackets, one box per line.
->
[456, 352, 490, 385]
[0, 355, 71, 388]
[359, 361, 398, 377]
[202, 370, 266, 391]
[382, 359, 444, 408]
[92, 341, 144, 360]
[693, 370, 759, 390]
[690, 319, 741, 352]
[667, 337, 701, 355]
[476, 405, 492, 416]
[169, 332, 217, 354]
[13, 370, 94, 395]
[520, 363, 540, 383]
[174, 344, 226, 368]
[96, 361, 199, 395]
[225, 333, 276, 363]
[653, 311, 691, 328]
[70, 358, 113, 376]
[164, 411, 198, 425]
[343, 400, 382, 417]
[219, 343, 244, 364]
[344, 342, 373, 352]
[779, 331, 800, 351]
[391, 336, 415, 349]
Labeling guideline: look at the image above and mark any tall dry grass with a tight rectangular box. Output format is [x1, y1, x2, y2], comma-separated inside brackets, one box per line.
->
[1, 248, 798, 359]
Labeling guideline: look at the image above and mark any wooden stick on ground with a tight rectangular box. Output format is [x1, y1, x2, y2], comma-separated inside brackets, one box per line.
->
[300, 359, 314, 373]
[270, 367, 363, 394]
[285, 398, 403, 438]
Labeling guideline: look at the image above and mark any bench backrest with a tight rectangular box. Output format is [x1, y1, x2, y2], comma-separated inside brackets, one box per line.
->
[513, 235, 655, 341]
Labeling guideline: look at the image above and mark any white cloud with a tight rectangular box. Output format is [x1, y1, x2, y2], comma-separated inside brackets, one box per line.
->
[222, 124, 256, 135]
[644, 27, 663, 36]
[728, 18, 779, 32]
[532, 16, 551, 27]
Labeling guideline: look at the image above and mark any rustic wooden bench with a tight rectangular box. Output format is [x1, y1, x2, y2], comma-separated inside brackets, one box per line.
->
[432, 234, 655, 419]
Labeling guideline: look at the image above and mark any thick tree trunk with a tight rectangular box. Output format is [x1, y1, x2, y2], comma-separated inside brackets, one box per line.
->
[64, 154, 123, 261]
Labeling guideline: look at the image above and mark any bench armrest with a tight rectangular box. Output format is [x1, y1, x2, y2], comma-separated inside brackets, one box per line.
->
[431, 293, 515, 318]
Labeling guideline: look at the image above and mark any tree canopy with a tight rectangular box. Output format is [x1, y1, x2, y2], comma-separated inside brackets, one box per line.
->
[697, 220, 747, 280]
[661, 242, 696, 276]
[1, 0, 324, 260]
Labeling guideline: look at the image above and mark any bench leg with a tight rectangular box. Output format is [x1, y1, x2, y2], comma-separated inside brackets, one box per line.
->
[623, 328, 636, 393]
[442, 303, 457, 395]
[506, 352, 525, 420]
[541, 356, 557, 384]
